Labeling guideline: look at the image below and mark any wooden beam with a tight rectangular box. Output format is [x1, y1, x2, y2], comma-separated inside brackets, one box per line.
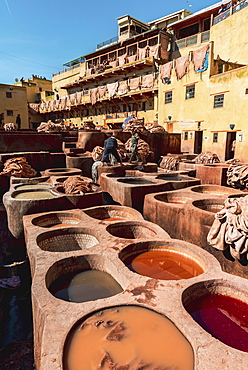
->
[110, 99, 120, 111]
[130, 95, 140, 106]
[101, 101, 110, 114]
[141, 93, 152, 105]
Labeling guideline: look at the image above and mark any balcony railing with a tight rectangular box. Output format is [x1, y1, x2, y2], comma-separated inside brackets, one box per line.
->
[53, 63, 81, 77]
[96, 36, 118, 50]
[233, 0, 248, 14]
[175, 30, 210, 50]
[213, 9, 231, 25]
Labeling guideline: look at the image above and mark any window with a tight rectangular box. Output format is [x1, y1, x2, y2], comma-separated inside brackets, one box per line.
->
[185, 85, 195, 99]
[214, 94, 224, 108]
[213, 133, 218, 143]
[184, 131, 188, 140]
[165, 91, 172, 104]
[178, 23, 199, 39]
[39, 87, 42, 92]
[245, 88, 248, 95]
[6, 92, 12, 98]
[7, 110, 13, 116]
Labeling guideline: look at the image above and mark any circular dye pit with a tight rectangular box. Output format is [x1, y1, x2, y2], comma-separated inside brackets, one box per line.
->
[117, 177, 155, 185]
[63, 305, 194, 370]
[123, 249, 204, 280]
[192, 199, 224, 213]
[156, 176, 192, 181]
[13, 190, 58, 199]
[106, 222, 159, 239]
[185, 294, 248, 352]
[49, 270, 123, 303]
[15, 183, 52, 190]
[37, 229, 99, 252]
[32, 212, 82, 228]
[155, 193, 191, 204]
[83, 205, 144, 222]
[191, 185, 238, 196]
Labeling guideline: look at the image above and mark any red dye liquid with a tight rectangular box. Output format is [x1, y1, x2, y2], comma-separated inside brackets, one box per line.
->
[125, 250, 204, 280]
[185, 294, 248, 352]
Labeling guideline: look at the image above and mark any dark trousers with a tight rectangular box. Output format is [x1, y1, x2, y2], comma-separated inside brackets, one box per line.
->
[101, 148, 121, 163]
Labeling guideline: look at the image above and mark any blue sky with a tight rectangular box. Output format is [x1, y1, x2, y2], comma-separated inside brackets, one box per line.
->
[0, 0, 221, 85]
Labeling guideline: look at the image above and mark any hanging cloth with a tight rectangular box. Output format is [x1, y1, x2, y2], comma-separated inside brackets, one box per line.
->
[175, 54, 190, 80]
[160, 61, 173, 83]
[193, 44, 210, 71]
[76, 91, 82, 105]
[148, 44, 160, 59]
[118, 80, 128, 95]
[107, 82, 118, 98]
[118, 53, 127, 66]
[138, 46, 148, 60]
[90, 87, 98, 105]
[97, 85, 107, 98]
[127, 55, 137, 63]
[141, 73, 154, 88]
[129, 76, 140, 90]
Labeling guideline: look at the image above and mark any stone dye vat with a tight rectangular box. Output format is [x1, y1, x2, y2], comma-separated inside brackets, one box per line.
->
[63, 305, 194, 370]
[14, 183, 53, 190]
[105, 220, 168, 239]
[22, 207, 248, 369]
[46, 256, 123, 303]
[83, 204, 144, 222]
[3, 182, 103, 259]
[66, 152, 94, 178]
[143, 185, 247, 278]
[99, 172, 200, 212]
[183, 279, 248, 353]
[43, 167, 82, 177]
[119, 240, 205, 280]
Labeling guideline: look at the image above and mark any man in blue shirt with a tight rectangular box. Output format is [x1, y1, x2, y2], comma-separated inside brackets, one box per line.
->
[101, 133, 123, 166]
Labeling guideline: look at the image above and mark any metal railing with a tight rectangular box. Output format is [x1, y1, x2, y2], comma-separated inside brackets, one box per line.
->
[213, 9, 230, 25]
[176, 34, 197, 49]
[233, 0, 248, 14]
[96, 36, 118, 50]
[52, 63, 81, 77]
[201, 30, 210, 43]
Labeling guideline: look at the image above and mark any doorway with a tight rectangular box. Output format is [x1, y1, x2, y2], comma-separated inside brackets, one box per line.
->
[225, 132, 236, 160]
[194, 131, 203, 154]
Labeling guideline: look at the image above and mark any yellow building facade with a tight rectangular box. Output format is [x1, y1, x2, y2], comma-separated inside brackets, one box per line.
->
[0, 83, 28, 128]
[39, 1, 248, 162]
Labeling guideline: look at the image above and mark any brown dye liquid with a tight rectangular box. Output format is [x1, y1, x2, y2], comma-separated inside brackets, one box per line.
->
[125, 250, 204, 280]
[49, 270, 123, 303]
[102, 217, 125, 221]
[64, 305, 194, 370]
[14, 191, 57, 199]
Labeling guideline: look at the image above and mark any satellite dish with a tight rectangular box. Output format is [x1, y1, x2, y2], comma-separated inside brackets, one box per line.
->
[15, 78, 19, 82]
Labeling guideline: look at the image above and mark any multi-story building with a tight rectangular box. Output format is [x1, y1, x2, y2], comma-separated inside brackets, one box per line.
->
[40, 0, 248, 161]
[15, 76, 53, 128]
[0, 83, 28, 128]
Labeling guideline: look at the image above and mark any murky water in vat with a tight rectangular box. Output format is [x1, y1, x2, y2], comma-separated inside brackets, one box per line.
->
[15, 184, 52, 190]
[64, 306, 194, 370]
[13, 191, 57, 199]
[49, 270, 123, 303]
[125, 250, 204, 280]
[185, 294, 248, 352]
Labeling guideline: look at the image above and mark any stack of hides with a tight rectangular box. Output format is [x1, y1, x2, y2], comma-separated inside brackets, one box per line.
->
[145, 123, 166, 134]
[0, 157, 37, 178]
[159, 157, 179, 171]
[123, 119, 148, 135]
[63, 176, 96, 195]
[37, 121, 69, 132]
[125, 137, 150, 162]
[207, 195, 248, 261]
[227, 163, 248, 189]
[194, 151, 220, 164]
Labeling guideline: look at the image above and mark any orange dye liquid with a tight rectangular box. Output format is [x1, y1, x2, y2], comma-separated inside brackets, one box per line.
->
[64, 306, 194, 370]
[125, 250, 204, 280]
[102, 217, 125, 221]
